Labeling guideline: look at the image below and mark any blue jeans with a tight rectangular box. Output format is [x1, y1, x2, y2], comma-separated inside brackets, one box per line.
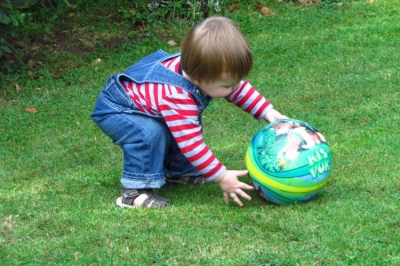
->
[92, 77, 197, 189]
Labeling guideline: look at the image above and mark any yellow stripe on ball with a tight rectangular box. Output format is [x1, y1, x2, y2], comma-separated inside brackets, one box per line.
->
[245, 151, 327, 193]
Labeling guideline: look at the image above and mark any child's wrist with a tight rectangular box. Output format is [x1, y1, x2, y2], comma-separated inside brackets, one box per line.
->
[213, 171, 227, 183]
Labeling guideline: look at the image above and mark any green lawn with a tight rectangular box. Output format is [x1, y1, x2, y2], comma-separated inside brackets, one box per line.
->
[1, 0, 399, 265]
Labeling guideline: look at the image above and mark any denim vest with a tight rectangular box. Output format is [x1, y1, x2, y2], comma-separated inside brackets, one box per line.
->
[113, 49, 212, 118]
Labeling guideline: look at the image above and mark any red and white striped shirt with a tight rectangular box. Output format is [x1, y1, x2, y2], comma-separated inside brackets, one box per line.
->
[121, 56, 272, 180]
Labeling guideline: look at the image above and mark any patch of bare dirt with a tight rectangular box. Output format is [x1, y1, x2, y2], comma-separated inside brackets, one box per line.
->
[0, 9, 134, 77]
[2, 29, 126, 68]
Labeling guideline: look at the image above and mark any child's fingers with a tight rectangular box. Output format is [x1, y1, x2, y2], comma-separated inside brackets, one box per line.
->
[235, 188, 252, 201]
[223, 192, 229, 204]
[223, 192, 241, 206]
[229, 192, 244, 206]
[223, 189, 252, 206]
[238, 181, 254, 191]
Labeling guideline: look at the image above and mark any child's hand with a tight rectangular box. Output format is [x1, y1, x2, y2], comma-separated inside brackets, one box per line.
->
[213, 170, 254, 206]
[264, 109, 288, 123]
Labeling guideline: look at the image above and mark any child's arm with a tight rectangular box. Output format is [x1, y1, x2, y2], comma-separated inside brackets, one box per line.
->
[226, 81, 289, 122]
[213, 170, 254, 206]
[264, 108, 288, 123]
[225, 81, 273, 120]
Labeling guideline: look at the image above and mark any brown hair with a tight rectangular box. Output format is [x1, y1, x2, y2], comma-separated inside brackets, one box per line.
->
[181, 16, 253, 82]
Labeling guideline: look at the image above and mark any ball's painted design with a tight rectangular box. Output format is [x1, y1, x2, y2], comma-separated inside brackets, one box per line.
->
[246, 119, 332, 204]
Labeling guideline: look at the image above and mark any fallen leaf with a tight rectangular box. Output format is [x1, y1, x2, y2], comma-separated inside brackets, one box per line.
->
[261, 7, 270, 16]
[255, 2, 262, 11]
[370, 0, 375, 3]
[228, 4, 239, 13]
[14, 84, 20, 91]
[129, 9, 136, 15]
[27, 60, 34, 66]
[94, 58, 102, 63]
[69, 12, 75, 17]
[167, 40, 176, 46]
[134, 21, 144, 31]
[25, 108, 38, 113]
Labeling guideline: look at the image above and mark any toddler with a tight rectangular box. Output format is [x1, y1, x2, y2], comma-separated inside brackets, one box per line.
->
[92, 16, 287, 208]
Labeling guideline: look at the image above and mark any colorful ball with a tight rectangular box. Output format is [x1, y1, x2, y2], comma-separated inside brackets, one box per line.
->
[245, 119, 332, 204]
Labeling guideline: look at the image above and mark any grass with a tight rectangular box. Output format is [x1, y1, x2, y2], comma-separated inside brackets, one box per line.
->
[1, 0, 400, 265]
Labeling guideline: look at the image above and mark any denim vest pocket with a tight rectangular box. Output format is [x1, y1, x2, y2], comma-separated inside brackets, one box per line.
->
[99, 77, 136, 113]
[99, 76, 164, 122]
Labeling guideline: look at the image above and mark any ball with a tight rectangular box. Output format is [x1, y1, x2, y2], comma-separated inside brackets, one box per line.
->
[245, 119, 332, 204]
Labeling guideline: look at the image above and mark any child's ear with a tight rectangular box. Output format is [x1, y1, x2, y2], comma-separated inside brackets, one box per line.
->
[183, 71, 200, 85]
[191, 77, 201, 86]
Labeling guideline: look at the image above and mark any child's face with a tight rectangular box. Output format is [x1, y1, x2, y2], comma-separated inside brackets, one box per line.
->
[195, 73, 240, 98]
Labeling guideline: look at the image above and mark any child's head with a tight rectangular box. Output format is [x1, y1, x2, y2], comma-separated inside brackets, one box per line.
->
[181, 16, 253, 83]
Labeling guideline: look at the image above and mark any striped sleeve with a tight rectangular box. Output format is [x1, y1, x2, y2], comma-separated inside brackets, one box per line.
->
[226, 80, 273, 120]
[158, 90, 226, 180]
